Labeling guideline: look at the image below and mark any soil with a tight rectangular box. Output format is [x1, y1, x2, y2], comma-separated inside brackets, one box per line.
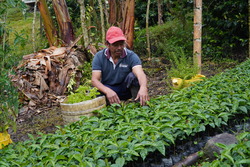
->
[9, 57, 239, 143]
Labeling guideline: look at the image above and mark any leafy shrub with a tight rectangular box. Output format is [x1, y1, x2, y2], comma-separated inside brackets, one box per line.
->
[134, 19, 193, 59]
[0, 69, 19, 132]
[0, 10, 20, 132]
[202, 0, 248, 60]
[166, 47, 199, 79]
[78, 61, 93, 84]
[67, 60, 93, 93]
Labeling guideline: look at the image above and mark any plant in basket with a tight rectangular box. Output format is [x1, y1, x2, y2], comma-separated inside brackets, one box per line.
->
[60, 83, 106, 123]
[65, 85, 101, 104]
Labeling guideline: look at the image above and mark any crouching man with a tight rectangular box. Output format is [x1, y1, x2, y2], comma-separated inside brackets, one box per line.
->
[91, 26, 150, 106]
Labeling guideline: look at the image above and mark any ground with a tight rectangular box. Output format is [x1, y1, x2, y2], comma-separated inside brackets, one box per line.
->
[9, 57, 239, 143]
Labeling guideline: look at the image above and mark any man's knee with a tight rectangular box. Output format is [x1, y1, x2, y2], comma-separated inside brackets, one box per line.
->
[130, 85, 139, 100]
[124, 72, 139, 88]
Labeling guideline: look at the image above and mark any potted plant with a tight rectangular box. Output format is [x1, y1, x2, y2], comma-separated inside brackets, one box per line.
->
[60, 84, 106, 123]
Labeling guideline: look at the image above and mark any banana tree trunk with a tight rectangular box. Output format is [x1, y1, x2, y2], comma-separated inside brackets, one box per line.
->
[37, 0, 59, 46]
[52, 0, 75, 46]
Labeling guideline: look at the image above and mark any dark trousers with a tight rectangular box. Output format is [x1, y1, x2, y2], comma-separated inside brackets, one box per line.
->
[104, 72, 140, 101]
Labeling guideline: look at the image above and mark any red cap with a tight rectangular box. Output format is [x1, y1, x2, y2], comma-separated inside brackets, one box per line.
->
[106, 26, 126, 44]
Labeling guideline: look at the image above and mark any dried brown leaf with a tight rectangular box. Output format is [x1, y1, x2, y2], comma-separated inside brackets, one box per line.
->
[51, 47, 67, 56]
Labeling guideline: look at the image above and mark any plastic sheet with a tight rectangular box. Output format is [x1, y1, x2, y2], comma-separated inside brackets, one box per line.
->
[0, 132, 12, 149]
[171, 74, 206, 89]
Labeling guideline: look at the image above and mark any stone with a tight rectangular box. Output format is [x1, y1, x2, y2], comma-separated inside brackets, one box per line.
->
[161, 158, 173, 167]
[203, 133, 237, 160]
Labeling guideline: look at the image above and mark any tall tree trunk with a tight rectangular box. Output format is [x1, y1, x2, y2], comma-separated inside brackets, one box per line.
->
[121, 0, 135, 49]
[193, 0, 202, 73]
[103, 0, 109, 27]
[108, 0, 122, 26]
[146, 0, 151, 59]
[37, 0, 59, 47]
[89, 0, 99, 43]
[108, 0, 135, 49]
[157, 0, 163, 25]
[52, 0, 75, 46]
[98, 0, 105, 44]
[78, 0, 90, 48]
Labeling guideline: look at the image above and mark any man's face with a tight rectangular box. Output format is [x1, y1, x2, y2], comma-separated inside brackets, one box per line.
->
[108, 40, 125, 58]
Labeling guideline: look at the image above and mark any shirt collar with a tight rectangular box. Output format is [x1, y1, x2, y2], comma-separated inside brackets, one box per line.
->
[104, 48, 127, 59]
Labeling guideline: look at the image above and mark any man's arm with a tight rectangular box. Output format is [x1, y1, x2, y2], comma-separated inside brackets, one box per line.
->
[132, 66, 150, 105]
[91, 71, 121, 104]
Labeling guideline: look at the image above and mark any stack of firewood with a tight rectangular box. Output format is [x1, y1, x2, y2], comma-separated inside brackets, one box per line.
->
[11, 46, 90, 115]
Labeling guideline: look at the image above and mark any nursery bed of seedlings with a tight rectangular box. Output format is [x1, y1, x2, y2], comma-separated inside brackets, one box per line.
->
[0, 59, 250, 166]
[125, 117, 250, 167]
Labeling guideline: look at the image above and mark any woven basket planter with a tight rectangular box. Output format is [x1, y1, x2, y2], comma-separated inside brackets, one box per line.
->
[60, 96, 106, 123]
[0, 131, 12, 149]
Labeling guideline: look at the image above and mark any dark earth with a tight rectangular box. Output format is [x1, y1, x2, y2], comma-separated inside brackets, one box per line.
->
[10, 57, 239, 143]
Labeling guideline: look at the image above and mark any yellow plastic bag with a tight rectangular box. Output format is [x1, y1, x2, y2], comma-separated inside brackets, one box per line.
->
[0, 131, 13, 149]
[172, 74, 206, 89]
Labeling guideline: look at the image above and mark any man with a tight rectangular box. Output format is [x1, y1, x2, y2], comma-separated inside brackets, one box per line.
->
[91, 26, 149, 106]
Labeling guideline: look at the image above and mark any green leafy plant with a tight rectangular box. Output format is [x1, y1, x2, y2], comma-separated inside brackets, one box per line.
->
[0, 59, 250, 166]
[200, 132, 250, 167]
[167, 47, 199, 80]
[0, 5, 20, 133]
[67, 61, 93, 93]
[202, 0, 248, 60]
[78, 61, 93, 83]
[65, 85, 100, 104]
[134, 19, 193, 58]
[0, 70, 19, 133]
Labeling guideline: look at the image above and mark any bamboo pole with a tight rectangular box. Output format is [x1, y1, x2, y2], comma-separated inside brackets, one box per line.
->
[193, 0, 202, 73]
[146, 0, 151, 60]
[32, 0, 38, 52]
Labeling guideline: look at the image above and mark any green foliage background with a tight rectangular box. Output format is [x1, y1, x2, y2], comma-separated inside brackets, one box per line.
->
[0, 0, 248, 132]
[202, 0, 248, 60]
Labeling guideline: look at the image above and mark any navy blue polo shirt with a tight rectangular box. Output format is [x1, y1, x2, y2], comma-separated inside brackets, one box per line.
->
[92, 48, 141, 86]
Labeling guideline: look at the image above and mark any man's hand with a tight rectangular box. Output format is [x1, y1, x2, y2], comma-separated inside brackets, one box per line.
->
[132, 66, 150, 106]
[105, 88, 121, 104]
[135, 86, 150, 106]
